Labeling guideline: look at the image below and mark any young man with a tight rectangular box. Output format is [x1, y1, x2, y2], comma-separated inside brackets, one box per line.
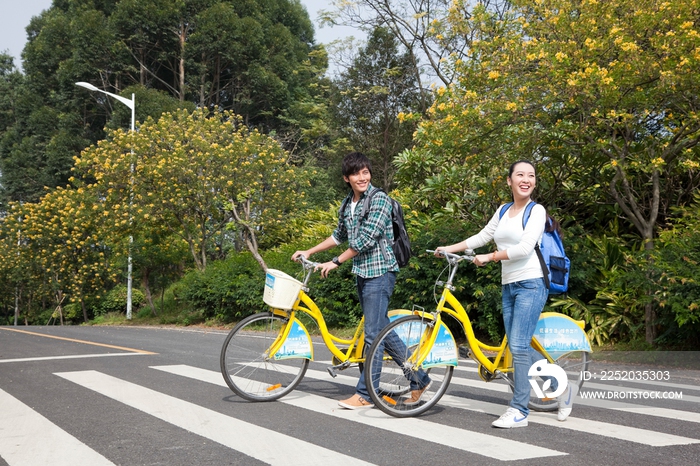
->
[292, 152, 430, 409]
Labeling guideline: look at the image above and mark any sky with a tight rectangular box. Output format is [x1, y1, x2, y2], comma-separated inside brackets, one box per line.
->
[0, 0, 360, 73]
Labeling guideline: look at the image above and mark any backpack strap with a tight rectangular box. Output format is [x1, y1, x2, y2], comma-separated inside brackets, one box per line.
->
[353, 187, 392, 263]
[499, 201, 536, 229]
[357, 187, 383, 224]
[337, 191, 353, 230]
[498, 200, 550, 289]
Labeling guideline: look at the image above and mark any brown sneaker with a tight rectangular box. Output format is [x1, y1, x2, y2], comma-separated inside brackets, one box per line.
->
[338, 394, 374, 410]
[404, 380, 432, 406]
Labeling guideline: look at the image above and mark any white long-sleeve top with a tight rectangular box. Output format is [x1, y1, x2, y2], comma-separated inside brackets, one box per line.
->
[465, 203, 546, 285]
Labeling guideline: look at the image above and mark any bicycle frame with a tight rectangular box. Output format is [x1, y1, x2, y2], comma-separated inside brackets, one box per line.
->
[409, 251, 557, 378]
[264, 256, 393, 369]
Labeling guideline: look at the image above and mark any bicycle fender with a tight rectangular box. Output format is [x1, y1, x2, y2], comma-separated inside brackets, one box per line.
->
[272, 317, 313, 360]
[356, 309, 415, 351]
[422, 322, 459, 369]
[533, 312, 592, 361]
[388, 309, 414, 320]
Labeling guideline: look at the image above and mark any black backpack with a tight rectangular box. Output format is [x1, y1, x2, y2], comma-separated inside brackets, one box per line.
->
[339, 188, 412, 267]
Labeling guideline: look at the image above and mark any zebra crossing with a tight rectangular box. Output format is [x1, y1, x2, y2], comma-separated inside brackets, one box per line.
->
[1, 356, 699, 465]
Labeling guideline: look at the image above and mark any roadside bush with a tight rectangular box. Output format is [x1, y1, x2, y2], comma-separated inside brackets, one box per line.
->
[95, 285, 146, 316]
[177, 253, 263, 322]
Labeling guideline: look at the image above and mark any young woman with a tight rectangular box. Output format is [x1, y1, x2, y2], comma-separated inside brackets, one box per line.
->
[435, 160, 576, 428]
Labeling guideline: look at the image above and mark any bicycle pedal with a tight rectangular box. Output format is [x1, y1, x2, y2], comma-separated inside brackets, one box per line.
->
[327, 367, 337, 378]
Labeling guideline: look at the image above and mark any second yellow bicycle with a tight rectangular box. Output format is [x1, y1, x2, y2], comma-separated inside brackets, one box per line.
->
[365, 250, 592, 417]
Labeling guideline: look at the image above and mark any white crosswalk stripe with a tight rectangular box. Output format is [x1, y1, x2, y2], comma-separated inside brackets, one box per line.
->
[54, 370, 375, 466]
[159, 364, 700, 447]
[1, 356, 698, 466]
[152, 365, 565, 461]
[451, 365, 700, 424]
[0, 388, 116, 466]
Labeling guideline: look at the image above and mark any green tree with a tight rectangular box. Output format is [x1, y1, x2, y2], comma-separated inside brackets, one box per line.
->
[320, 0, 513, 96]
[2, 0, 324, 206]
[0, 185, 118, 324]
[329, 26, 426, 190]
[74, 108, 307, 272]
[397, 0, 700, 343]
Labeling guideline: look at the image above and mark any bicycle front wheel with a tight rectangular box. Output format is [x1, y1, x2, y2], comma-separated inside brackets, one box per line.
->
[366, 315, 454, 418]
[220, 312, 309, 401]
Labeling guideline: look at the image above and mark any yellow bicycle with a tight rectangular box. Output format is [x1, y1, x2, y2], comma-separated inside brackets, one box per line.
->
[219, 255, 411, 401]
[365, 250, 592, 417]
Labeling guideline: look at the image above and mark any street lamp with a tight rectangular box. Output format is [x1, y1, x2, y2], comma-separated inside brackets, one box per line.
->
[76, 82, 136, 320]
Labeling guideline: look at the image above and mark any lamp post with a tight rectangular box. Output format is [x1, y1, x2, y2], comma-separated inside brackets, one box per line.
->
[76, 82, 135, 320]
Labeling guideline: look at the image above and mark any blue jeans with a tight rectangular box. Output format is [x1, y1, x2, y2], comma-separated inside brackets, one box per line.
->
[355, 272, 430, 400]
[502, 278, 548, 416]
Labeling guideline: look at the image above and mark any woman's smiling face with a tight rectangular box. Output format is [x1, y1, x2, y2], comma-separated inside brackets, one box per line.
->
[507, 162, 536, 199]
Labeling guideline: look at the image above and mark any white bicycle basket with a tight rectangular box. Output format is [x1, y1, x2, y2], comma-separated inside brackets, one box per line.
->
[263, 269, 303, 310]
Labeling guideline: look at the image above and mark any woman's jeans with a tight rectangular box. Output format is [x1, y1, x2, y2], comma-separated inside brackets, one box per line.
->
[502, 278, 548, 416]
[355, 272, 430, 401]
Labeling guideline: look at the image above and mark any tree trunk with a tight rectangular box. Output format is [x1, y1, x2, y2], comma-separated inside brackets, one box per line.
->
[644, 239, 657, 344]
[81, 297, 88, 323]
[231, 199, 268, 271]
[179, 23, 186, 101]
[141, 269, 157, 316]
[608, 165, 661, 345]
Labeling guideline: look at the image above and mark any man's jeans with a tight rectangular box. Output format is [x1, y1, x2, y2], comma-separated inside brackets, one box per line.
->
[502, 278, 548, 416]
[354, 272, 429, 401]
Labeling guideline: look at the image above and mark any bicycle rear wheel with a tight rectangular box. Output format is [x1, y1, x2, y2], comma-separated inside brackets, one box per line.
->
[523, 350, 591, 412]
[220, 312, 309, 401]
[366, 315, 454, 417]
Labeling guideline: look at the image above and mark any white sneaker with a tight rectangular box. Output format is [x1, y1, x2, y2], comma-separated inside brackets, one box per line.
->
[492, 407, 528, 428]
[557, 383, 578, 421]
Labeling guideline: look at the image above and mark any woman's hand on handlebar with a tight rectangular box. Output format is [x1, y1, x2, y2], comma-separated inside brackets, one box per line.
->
[473, 254, 492, 267]
[291, 250, 310, 262]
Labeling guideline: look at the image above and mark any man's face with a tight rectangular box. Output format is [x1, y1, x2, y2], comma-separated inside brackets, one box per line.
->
[344, 167, 371, 196]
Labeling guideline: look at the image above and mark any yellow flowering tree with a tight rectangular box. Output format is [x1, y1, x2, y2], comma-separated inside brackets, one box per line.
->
[399, 0, 700, 342]
[75, 108, 304, 272]
[0, 185, 117, 323]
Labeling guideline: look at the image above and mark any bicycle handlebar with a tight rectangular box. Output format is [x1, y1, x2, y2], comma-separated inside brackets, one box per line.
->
[293, 254, 322, 269]
[426, 249, 475, 263]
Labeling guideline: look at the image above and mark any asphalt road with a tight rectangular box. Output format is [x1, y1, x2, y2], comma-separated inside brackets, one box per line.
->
[1, 325, 699, 466]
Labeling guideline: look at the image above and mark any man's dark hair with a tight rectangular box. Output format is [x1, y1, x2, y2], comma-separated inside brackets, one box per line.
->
[342, 152, 372, 178]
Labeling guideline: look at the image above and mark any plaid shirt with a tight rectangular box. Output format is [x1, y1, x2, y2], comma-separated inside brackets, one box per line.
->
[333, 185, 399, 278]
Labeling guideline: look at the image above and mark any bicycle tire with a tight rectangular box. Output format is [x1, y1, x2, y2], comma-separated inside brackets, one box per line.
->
[507, 349, 590, 412]
[220, 312, 309, 401]
[365, 315, 454, 418]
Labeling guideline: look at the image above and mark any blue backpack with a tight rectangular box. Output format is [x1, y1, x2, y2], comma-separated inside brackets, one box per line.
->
[499, 202, 570, 294]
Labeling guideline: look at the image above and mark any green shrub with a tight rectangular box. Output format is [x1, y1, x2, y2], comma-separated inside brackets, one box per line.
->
[178, 253, 264, 322]
[95, 285, 146, 316]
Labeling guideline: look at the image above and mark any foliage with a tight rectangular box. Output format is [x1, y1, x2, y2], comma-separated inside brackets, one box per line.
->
[0, 184, 119, 323]
[74, 108, 306, 271]
[95, 284, 146, 316]
[175, 253, 263, 322]
[652, 192, 700, 347]
[320, 0, 513, 90]
[328, 26, 427, 190]
[1, 0, 325, 207]
[396, 0, 700, 343]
